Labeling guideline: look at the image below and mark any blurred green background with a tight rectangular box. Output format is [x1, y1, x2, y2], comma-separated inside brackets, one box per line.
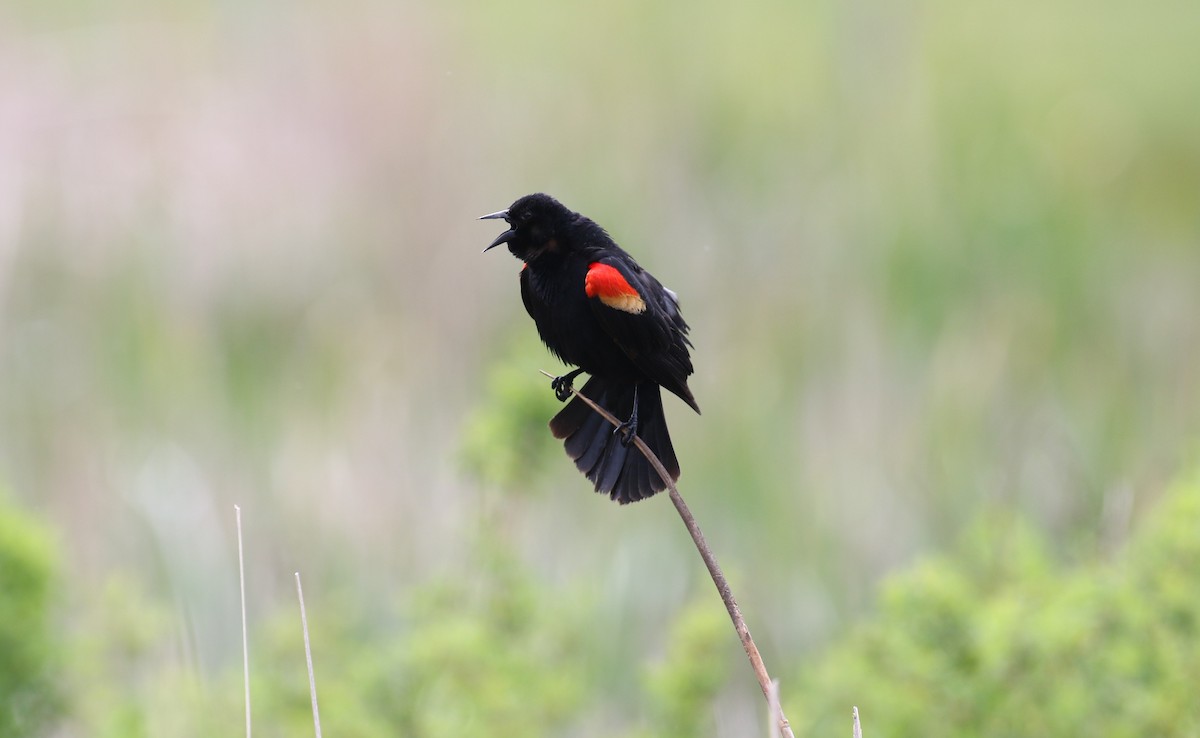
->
[1, 0, 1198, 735]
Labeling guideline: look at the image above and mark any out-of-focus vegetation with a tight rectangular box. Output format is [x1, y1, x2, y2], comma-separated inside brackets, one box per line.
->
[0, 0, 1197, 734]
[790, 466, 1200, 737]
[58, 537, 730, 738]
[0, 493, 59, 737]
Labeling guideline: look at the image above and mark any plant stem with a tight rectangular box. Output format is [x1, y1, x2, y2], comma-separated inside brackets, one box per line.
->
[542, 371, 796, 738]
[235, 505, 252, 738]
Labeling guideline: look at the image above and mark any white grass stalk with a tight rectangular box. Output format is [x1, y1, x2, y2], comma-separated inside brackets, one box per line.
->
[296, 572, 323, 738]
[767, 679, 782, 738]
[235, 505, 252, 738]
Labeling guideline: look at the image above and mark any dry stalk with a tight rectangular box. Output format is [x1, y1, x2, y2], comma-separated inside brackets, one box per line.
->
[295, 572, 323, 738]
[541, 371, 796, 738]
[235, 505, 252, 738]
[768, 679, 783, 738]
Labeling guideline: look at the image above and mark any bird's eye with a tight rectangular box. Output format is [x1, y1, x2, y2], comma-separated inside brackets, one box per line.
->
[518, 210, 533, 223]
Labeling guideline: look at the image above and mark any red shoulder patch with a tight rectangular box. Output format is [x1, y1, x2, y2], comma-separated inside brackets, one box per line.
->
[585, 262, 647, 314]
[585, 263, 637, 298]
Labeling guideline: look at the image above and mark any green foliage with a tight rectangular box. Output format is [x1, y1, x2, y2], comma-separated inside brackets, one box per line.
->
[2, 0, 1198, 735]
[0, 494, 60, 738]
[91, 538, 741, 738]
[395, 552, 589, 736]
[643, 599, 729, 738]
[232, 546, 589, 738]
[789, 469, 1200, 737]
[460, 335, 567, 492]
[68, 575, 176, 738]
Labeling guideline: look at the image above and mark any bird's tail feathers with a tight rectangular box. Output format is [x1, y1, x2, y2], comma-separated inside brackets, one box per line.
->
[549, 376, 679, 504]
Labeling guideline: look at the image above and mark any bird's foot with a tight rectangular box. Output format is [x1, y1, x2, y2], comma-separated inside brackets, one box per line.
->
[614, 408, 639, 447]
[550, 369, 584, 402]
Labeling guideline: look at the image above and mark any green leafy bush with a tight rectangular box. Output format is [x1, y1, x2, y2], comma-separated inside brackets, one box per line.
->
[0, 494, 60, 737]
[233, 546, 589, 738]
[789, 469, 1200, 737]
[643, 599, 729, 738]
[175, 541, 732, 738]
[460, 336, 566, 493]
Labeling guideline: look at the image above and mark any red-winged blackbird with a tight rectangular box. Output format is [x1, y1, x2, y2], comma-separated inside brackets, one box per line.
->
[482, 193, 699, 504]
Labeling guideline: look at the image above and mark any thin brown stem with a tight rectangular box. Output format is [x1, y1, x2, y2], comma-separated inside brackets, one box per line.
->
[540, 371, 796, 738]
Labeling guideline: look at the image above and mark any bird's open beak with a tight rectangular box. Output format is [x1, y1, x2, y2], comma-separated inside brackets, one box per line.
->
[479, 209, 513, 252]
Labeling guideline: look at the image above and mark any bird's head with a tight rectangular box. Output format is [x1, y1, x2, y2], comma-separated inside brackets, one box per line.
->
[480, 193, 574, 261]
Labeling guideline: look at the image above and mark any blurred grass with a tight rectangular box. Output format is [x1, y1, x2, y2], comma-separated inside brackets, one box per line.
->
[0, 0, 1198, 734]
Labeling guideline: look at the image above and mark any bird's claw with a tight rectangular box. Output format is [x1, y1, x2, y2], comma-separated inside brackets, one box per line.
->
[614, 415, 638, 447]
[551, 375, 574, 402]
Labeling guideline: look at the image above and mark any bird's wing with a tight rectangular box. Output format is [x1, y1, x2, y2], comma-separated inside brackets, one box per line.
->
[585, 257, 698, 412]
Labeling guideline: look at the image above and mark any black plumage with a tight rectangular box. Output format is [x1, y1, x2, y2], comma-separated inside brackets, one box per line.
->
[482, 193, 699, 503]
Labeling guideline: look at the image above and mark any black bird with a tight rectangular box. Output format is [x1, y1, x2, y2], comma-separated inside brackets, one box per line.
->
[482, 193, 699, 504]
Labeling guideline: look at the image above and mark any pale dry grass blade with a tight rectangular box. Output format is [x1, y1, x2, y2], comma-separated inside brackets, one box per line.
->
[767, 679, 782, 738]
[235, 505, 252, 738]
[296, 572, 323, 738]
